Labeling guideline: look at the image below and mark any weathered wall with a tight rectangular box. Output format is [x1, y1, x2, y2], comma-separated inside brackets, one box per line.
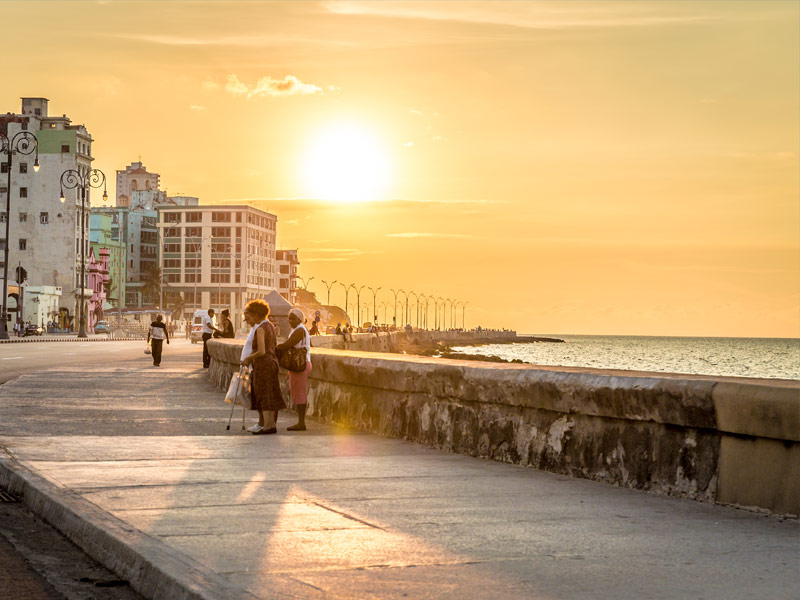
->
[207, 338, 800, 516]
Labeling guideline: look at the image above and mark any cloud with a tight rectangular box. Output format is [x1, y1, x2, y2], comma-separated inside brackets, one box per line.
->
[404, 141, 414, 147]
[432, 135, 448, 142]
[410, 109, 423, 115]
[323, 1, 718, 30]
[202, 80, 220, 91]
[386, 232, 476, 239]
[189, 105, 206, 111]
[104, 32, 355, 49]
[225, 74, 325, 98]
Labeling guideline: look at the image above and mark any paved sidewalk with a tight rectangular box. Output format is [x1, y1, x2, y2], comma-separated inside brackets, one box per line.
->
[0, 355, 798, 599]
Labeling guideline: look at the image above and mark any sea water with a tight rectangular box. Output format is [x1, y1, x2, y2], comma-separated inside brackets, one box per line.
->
[451, 335, 800, 380]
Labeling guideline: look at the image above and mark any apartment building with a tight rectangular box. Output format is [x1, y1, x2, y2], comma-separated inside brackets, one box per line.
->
[276, 249, 299, 304]
[158, 205, 278, 323]
[1, 97, 99, 329]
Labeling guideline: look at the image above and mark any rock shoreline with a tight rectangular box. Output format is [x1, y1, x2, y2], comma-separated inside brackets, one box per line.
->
[397, 334, 564, 364]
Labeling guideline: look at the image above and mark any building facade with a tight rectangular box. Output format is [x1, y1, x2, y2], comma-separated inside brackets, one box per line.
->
[276, 249, 299, 304]
[158, 205, 278, 324]
[116, 161, 161, 209]
[1, 97, 102, 329]
[89, 211, 126, 310]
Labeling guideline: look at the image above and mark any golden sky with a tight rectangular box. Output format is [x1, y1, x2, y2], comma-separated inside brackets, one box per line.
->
[3, 1, 798, 336]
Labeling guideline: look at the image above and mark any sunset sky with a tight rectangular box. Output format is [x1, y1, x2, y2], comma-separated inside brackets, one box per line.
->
[3, 1, 798, 337]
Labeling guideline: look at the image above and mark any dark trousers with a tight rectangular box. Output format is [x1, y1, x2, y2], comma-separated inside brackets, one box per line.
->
[151, 339, 164, 366]
[202, 333, 212, 367]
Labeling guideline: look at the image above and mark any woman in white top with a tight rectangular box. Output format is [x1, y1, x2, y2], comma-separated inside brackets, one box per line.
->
[276, 307, 312, 431]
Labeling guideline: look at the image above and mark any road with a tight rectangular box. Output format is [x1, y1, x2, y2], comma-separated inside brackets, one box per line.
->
[0, 336, 202, 384]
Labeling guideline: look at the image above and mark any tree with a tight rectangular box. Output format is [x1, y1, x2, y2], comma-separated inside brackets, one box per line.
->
[169, 293, 185, 319]
[141, 265, 162, 306]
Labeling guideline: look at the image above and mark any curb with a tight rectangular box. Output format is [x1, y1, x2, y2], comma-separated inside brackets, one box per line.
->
[0, 337, 143, 344]
[0, 456, 258, 600]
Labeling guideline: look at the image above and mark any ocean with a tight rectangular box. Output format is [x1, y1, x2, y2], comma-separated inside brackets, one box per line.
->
[451, 335, 800, 380]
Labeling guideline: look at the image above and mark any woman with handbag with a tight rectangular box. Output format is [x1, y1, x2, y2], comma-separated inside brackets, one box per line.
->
[240, 299, 285, 435]
[276, 307, 312, 431]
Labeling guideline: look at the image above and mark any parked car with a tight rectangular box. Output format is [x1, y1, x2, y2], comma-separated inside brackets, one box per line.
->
[24, 324, 43, 336]
[94, 320, 110, 334]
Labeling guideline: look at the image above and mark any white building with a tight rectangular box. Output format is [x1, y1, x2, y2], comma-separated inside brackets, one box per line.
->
[1, 97, 102, 329]
[157, 205, 278, 324]
[276, 249, 299, 304]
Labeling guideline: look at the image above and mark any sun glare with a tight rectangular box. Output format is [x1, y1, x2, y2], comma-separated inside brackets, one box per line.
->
[301, 124, 391, 203]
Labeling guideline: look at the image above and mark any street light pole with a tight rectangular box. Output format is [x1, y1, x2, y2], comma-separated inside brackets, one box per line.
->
[418, 294, 427, 330]
[461, 301, 469, 330]
[60, 168, 108, 338]
[368, 286, 381, 324]
[321, 279, 337, 306]
[339, 282, 351, 325]
[0, 131, 39, 339]
[390, 288, 403, 328]
[408, 291, 418, 330]
[353, 284, 365, 328]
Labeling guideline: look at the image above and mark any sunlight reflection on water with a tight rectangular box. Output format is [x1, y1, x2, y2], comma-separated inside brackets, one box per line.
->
[452, 335, 800, 380]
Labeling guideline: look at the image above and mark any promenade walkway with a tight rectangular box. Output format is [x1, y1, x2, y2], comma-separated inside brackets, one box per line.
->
[0, 353, 797, 599]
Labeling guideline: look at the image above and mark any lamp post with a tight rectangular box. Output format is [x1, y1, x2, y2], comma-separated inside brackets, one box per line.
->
[60, 168, 108, 338]
[390, 288, 403, 328]
[379, 301, 388, 326]
[339, 282, 352, 325]
[352, 284, 365, 328]
[408, 291, 418, 330]
[438, 297, 445, 330]
[418, 294, 427, 330]
[298, 275, 314, 290]
[0, 131, 39, 339]
[321, 279, 337, 306]
[368, 286, 381, 324]
[461, 300, 469, 330]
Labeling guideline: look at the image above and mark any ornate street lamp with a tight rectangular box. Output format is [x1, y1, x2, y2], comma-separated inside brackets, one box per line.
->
[461, 300, 469, 330]
[60, 168, 108, 338]
[418, 294, 427, 330]
[0, 131, 39, 339]
[298, 275, 314, 291]
[321, 279, 337, 306]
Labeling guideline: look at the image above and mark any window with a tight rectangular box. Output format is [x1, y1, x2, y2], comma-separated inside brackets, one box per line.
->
[163, 243, 181, 253]
[61, 144, 70, 153]
[185, 212, 202, 222]
[164, 212, 181, 223]
[34, 108, 41, 116]
[21, 122, 27, 131]
[185, 273, 197, 283]
[0, 187, 6, 195]
[165, 273, 180, 283]
[212, 212, 231, 222]
[19, 187, 27, 198]
[19, 238, 27, 250]
[19, 163, 27, 174]
[40, 212, 48, 224]
[0, 213, 5, 223]
[19, 213, 27, 222]
[185, 227, 201, 237]
[212, 227, 230, 238]
[0, 164, 7, 174]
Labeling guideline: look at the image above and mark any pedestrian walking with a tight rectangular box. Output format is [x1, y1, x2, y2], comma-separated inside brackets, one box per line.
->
[147, 315, 170, 366]
[201, 308, 221, 368]
[240, 299, 284, 434]
[276, 308, 312, 431]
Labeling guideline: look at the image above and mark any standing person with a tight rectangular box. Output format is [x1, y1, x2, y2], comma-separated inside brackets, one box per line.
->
[147, 315, 170, 367]
[240, 299, 284, 434]
[185, 321, 191, 339]
[201, 308, 221, 368]
[309, 319, 319, 336]
[276, 308, 312, 432]
[215, 308, 235, 339]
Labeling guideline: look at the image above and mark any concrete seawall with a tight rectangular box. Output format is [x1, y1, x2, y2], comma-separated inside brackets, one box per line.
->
[208, 335, 800, 516]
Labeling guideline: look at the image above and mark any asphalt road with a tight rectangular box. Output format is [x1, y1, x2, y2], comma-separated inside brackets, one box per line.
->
[0, 336, 202, 384]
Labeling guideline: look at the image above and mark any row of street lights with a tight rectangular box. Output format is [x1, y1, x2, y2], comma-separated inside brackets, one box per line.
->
[297, 276, 469, 330]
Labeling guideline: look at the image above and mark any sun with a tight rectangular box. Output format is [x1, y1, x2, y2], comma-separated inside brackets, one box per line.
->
[300, 123, 392, 203]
